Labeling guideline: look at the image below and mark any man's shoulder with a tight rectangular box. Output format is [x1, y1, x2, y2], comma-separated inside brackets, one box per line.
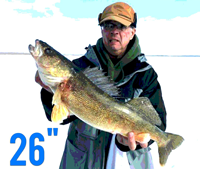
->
[72, 45, 98, 69]
[126, 54, 158, 84]
[123, 54, 151, 74]
[72, 56, 96, 70]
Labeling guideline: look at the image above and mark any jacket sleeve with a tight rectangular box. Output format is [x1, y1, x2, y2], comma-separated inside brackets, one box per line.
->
[137, 67, 167, 149]
[139, 68, 167, 131]
[115, 67, 167, 151]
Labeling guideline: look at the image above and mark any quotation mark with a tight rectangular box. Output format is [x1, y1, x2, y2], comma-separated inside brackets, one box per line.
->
[47, 128, 58, 136]
[10, 128, 59, 166]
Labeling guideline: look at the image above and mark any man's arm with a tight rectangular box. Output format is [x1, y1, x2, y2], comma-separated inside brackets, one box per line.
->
[115, 68, 167, 151]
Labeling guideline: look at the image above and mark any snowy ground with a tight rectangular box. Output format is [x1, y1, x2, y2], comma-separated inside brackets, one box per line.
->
[1, 54, 200, 168]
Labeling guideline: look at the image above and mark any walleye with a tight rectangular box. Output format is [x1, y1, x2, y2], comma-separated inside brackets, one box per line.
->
[29, 39, 184, 166]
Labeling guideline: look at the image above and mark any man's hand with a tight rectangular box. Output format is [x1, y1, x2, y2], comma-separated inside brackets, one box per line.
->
[116, 132, 150, 150]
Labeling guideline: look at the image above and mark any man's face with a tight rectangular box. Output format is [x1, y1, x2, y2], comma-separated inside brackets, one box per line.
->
[101, 20, 136, 57]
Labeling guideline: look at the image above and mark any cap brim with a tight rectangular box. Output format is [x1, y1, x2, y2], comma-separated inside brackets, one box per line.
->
[99, 15, 132, 27]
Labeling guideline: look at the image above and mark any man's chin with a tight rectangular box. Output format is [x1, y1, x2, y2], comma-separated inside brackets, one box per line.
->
[109, 44, 120, 51]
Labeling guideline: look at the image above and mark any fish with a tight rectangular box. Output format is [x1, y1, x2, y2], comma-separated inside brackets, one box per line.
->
[28, 39, 184, 166]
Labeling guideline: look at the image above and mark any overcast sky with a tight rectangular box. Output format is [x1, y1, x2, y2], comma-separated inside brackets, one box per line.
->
[0, 0, 200, 55]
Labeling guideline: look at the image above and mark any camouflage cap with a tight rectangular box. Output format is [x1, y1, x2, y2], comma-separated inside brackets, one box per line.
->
[98, 2, 136, 27]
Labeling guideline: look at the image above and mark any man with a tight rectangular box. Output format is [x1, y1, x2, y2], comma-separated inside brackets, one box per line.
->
[36, 2, 166, 169]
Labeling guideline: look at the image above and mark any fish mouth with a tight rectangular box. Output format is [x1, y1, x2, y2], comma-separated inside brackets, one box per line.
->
[28, 39, 43, 61]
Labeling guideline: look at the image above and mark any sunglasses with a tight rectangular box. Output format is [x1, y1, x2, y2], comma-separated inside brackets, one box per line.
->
[101, 21, 127, 31]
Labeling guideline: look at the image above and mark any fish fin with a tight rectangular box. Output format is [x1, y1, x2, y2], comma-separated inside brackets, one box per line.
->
[83, 67, 120, 97]
[51, 88, 72, 123]
[126, 97, 162, 126]
[52, 87, 62, 105]
[158, 133, 184, 166]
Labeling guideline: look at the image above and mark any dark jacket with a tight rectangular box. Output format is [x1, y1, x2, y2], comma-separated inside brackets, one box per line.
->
[40, 37, 167, 169]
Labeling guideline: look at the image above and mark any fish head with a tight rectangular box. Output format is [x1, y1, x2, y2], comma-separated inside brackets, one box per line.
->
[29, 39, 61, 68]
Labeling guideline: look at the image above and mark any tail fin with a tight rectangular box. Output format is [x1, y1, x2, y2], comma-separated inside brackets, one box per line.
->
[158, 133, 184, 166]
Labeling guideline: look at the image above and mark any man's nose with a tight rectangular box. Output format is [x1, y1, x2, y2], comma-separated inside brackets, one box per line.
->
[110, 27, 120, 35]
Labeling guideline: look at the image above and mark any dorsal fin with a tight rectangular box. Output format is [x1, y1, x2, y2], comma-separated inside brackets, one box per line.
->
[126, 97, 162, 125]
[83, 67, 120, 97]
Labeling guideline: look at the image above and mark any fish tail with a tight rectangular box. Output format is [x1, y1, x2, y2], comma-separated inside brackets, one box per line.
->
[158, 133, 184, 166]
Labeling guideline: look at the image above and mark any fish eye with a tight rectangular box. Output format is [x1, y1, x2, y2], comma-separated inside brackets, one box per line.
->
[45, 47, 51, 54]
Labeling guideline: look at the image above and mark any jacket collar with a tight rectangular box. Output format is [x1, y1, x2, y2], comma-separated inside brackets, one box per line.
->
[95, 35, 141, 82]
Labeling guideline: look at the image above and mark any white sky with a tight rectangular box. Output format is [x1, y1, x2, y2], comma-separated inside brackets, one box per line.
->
[0, 0, 200, 55]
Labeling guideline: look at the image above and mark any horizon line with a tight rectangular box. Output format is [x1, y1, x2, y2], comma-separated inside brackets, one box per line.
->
[0, 52, 199, 57]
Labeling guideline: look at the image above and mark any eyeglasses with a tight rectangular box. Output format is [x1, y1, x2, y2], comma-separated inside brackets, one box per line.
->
[101, 22, 127, 31]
